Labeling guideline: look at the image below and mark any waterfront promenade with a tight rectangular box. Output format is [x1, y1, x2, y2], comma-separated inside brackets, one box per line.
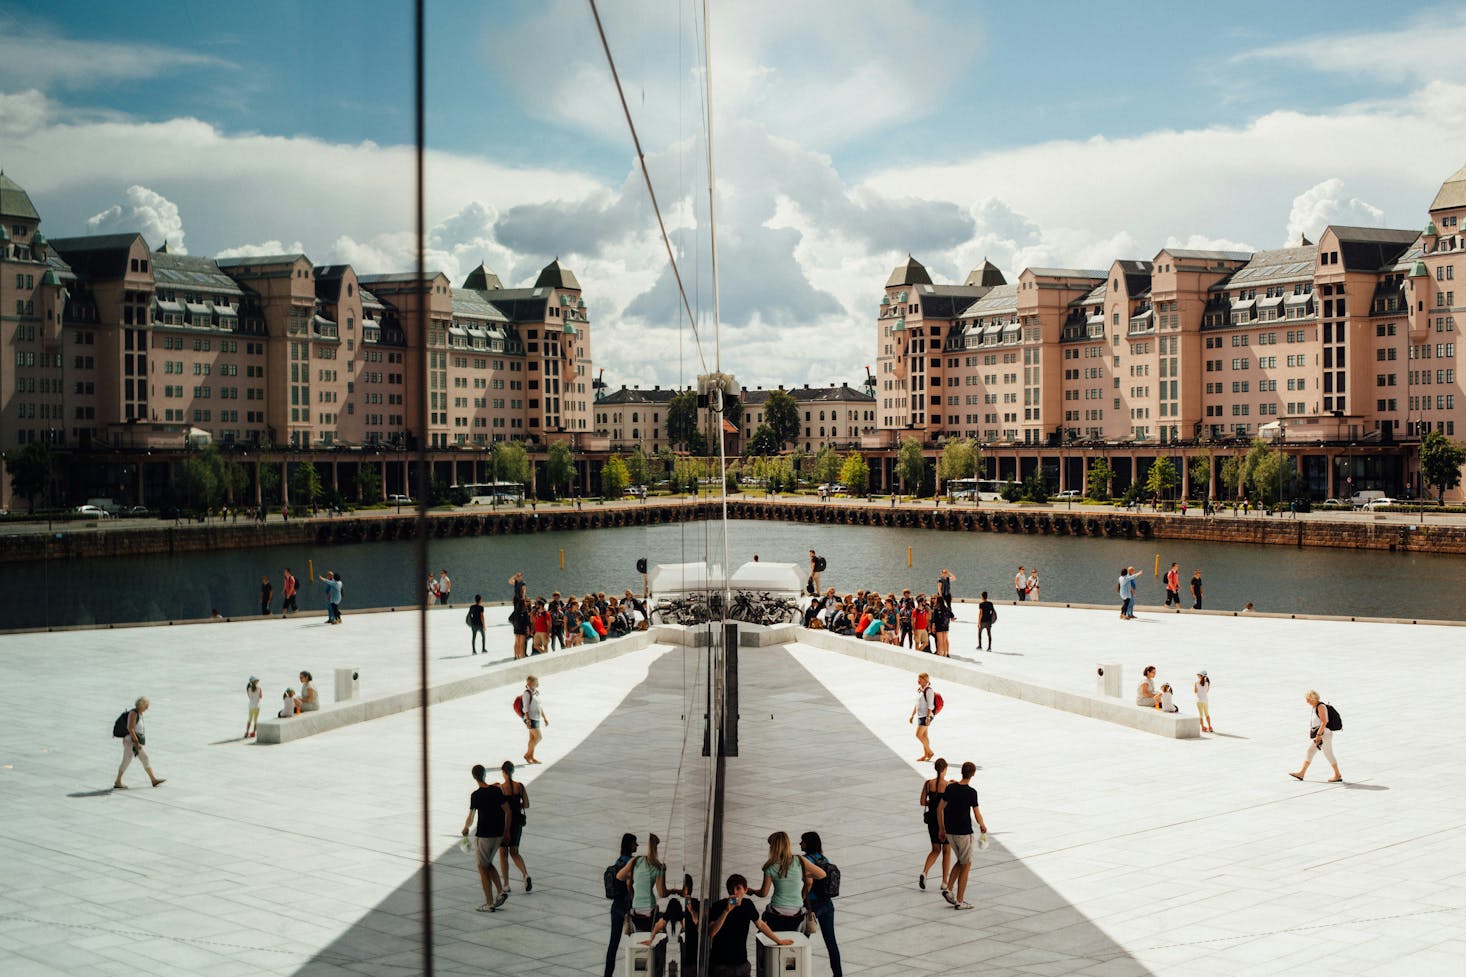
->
[1, 603, 1463, 975]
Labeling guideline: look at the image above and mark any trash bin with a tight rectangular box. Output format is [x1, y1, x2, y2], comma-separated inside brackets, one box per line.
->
[335, 667, 360, 702]
[623, 931, 666, 976]
[1096, 663, 1122, 698]
[756, 932, 809, 976]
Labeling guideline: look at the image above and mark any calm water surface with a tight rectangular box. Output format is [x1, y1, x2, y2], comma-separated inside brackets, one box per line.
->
[3, 518, 1464, 629]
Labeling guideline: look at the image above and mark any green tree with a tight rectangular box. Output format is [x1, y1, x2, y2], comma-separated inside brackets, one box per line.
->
[1420, 430, 1466, 502]
[667, 390, 699, 451]
[1188, 451, 1212, 498]
[763, 389, 801, 449]
[545, 441, 575, 499]
[838, 451, 869, 496]
[1218, 456, 1242, 499]
[653, 447, 675, 484]
[5, 441, 52, 512]
[258, 461, 281, 505]
[177, 456, 220, 514]
[936, 438, 978, 492]
[355, 463, 381, 503]
[1145, 457, 1180, 500]
[601, 454, 630, 498]
[1086, 458, 1114, 501]
[1000, 479, 1024, 503]
[812, 445, 843, 486]
[897, 436, 925, 496]
[626, 446, 650, 488]
[745, 424, 781, 457]
[290, 462, 323, 507]
[493, 440, 531, 488]
[1023, 468, 1051, 503]
[1239, 440, 1297, 505]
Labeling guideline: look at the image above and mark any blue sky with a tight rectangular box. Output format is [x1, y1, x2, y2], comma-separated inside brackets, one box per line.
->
[3, 1, 1465, 388]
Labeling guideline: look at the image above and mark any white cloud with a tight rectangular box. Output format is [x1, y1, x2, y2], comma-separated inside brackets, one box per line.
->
[1238, 9, 1466, 85]
[1163, 233, 1256, 254]
[0, 15, 230, 91]
[86, 185, 188, 253]
[215, 239, 305, 259]
[0, 89, 48, 138]
[1285, 178, 1385, 245]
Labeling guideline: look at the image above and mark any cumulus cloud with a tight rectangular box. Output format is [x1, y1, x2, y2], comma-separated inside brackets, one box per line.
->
[1163, 233, 1256, 254]
[86, 185, 188, 253]
[0, 89, 47, 138]
[215, 239, 305, 259]
[1284, 178, 1386, 244]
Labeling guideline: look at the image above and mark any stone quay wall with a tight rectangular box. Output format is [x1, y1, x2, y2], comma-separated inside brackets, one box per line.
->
[5, 498, 1465, 564]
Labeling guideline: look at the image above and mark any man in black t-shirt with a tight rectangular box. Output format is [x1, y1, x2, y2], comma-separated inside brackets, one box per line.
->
[707, 873, 791, 977]
[937, 761, 989, 911]
[461, 764, 511, 912]
[467, 595, 487, 655]
[977, 592, 997, 651]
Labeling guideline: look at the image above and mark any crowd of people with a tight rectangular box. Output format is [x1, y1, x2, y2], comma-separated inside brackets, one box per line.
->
[503, 571, 651, 659]
[799, 568, 958, 656]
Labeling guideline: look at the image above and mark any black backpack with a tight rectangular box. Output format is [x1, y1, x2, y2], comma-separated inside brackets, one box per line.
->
[603, 863, 625, 900]
[112, 710, 132, 738]
[814, 556, 827, 573]
[1325, 703, 1342, 731]
[813, 855, 841, 898]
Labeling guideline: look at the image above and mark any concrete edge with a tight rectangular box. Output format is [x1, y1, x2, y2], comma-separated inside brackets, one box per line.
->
[790, 627, 1201, 739]
[255, 630, 657, 745]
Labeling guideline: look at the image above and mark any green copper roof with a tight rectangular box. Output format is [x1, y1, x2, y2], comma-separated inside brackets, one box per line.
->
[41, 268, 61, 286]
[1427, 222, 1440, 236]
[0, 173, 40, 221]
[1411, 261, 1430, 277]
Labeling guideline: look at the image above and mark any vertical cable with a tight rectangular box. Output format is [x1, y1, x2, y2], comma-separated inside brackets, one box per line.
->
[413, 0, 434, 973]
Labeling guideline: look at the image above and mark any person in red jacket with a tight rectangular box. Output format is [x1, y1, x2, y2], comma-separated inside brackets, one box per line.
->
[531, 599, 551, 654]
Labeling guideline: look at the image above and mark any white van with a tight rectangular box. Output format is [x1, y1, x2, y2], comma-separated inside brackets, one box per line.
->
[85, 497, 120, 514]
[1350, 490, 1387, 509]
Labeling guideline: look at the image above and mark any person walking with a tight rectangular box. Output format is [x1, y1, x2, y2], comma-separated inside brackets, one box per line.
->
[604, 833, 638, 977]
[281, 568, 298, 617]
[1190, 569, 1204, 610]
[1014, 565, 1027, 602]
[918, 757, 952, 899]
[938, 761, 988, 910]
[799, 831, 842, 977]
[461, 764, 511, 912]
[976, 592, 996, 651]
[808, 549, 824, 595]
[114, 696, 164, 789]
[1026, 568, 1040, 603]
[520, 676, 547, 764]
[1194, 671, 1213, 733]
[1165, 562, 1180, 609]
[498, 761, 531, 893]
[438, 569, 452, 605]
[909, 672, 937, 762]
[259, 575, 273, 616]
[467, 594, 487, 655]
[1290, 691, 1343, 783]
[427, 573, 441, 606]
[244, 677, 262, 738]
[320, 571, 343, 624]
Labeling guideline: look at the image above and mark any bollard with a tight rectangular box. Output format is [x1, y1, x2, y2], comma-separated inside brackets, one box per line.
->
[559, 548, 565, 570]
[624, 931, 666, 975]
[334, 667, 360, 702]
[1096, 663, 1122, 698]
[756, 931, 810, 976]
[907, 545, 912, 568]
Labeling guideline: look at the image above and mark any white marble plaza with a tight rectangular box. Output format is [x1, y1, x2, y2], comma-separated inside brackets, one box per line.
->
[1, 598, 1463, 976]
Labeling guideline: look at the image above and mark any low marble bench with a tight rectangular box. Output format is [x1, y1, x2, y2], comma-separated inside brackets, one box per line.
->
[255, 630, 655, 744]
[794, 629, 1201, 739]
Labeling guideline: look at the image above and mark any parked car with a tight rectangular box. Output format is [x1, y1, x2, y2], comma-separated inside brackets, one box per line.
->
[122, 505, 150, 516]
[1055, 489, 1082, 499]
[386, 494, 413, 505]
[74, 504, 112, 518]
[624, 485, 647, 498]
[817, 483, 849, 495]
[1361, 497, 1397, 510]
[1321, 498, 1346, 507]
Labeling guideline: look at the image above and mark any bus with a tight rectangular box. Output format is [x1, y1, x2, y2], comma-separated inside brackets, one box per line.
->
[945, 478, 1006, 502]
[454, 481, 525, 505]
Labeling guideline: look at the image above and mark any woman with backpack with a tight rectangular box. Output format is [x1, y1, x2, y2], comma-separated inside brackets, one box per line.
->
[908, 672, 938, 762]
[799, 831, 842, 977]
[604, 833, 637, 977]
[114, 696, 164, 789]
[752, 831, 825, 932]
[615, 832, 672, 932]
[1290, 691, 1343, 783]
